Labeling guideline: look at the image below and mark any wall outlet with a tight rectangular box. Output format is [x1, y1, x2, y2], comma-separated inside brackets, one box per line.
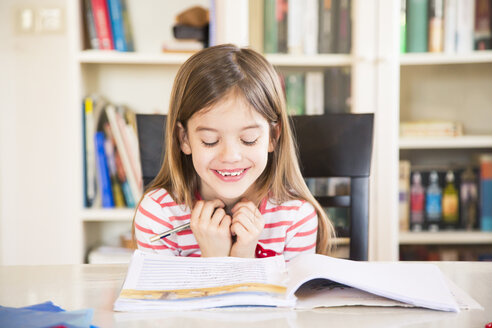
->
[15, 6, 64, 35]
[36, 7, 64, 33]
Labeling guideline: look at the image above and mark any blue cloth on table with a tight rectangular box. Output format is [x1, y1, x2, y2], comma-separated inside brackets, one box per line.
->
[0, 301, 98, 328]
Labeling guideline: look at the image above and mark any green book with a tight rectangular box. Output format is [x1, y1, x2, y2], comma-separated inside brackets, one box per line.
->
[400, 0, 407, 53]
[406, 0, 428, 53]
[263, 0, 278, 53]
[286, 73, 305, 116]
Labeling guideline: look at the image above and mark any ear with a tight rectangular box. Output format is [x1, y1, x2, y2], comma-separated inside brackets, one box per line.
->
[268, 122, 281, 153]
[177, 122, 192, 155]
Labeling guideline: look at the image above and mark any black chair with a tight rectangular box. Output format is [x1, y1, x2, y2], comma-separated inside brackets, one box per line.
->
[290, 114, 374, 261]
[136, 113, 374, 261]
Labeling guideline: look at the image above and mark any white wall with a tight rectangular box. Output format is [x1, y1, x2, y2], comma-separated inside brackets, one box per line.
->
[0, 0, 80, 265]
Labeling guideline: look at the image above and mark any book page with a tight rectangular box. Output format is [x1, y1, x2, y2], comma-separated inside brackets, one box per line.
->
[120, 250, 288, 300]
[286, 254, 460, 312]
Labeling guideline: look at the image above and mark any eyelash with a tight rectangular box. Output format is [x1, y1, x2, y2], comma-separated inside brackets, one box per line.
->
[201, 139, 258, 147]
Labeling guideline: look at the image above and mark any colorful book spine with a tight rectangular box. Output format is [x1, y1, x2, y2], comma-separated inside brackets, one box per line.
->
[336, 0, 351, 53]
[84, 97, 97, 207]
[399, 160, 411, 231]
[264, 0, 278, 53]
[456, 0, 475, 53]
[428, 0, 444, 52]
[400, 0, 407, 53]
[285, 72, 305, 115]
[104, 136, 126, 207]
[107, 0, 127, 51]
[91, 0, 114, 50]
[474, 0, 492, 50]
[305, 71, 324, 115]
[444, 0, 457, 53]
[120, 0, 134, 51]
[318, 0, 337, 53]
[304, 0, 319, 55]
[480, 155, 492, 231]
[288, 0, 304, 54]
[407, 0, 429, 52]
[94, 131, 114, 208]
[277, 0, 288, 53]
[83, 0, 99, 49]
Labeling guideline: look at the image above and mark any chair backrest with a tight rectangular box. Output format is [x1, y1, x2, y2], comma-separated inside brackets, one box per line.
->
[136, 113, 374, 261]
[290, 114, 374, 261]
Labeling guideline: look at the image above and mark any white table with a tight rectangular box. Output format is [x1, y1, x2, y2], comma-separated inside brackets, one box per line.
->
[0, 262, 490, 327]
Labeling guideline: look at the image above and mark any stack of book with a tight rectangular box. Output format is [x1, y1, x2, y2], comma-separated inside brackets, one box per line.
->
[83, 0, 134, 51]
[400, 120, 464, 137]
[263, 0, 352, 54]
[82, 95, 142, 209]
[282, 67, 351, 116]
[401, 0, 491, 53]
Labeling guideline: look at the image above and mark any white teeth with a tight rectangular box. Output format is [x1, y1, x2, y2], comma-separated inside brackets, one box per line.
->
[217, 169, 245, 177]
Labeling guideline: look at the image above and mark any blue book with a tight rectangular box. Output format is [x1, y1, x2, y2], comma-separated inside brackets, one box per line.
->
[95, 131, 115, 207]
[480, 155, 492, 231]
[107, 0, 127, 51]
[121, 180, 135, 207]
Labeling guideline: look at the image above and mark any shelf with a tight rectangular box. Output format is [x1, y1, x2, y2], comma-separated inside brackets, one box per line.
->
[399, 231, 492, 245]
[265, 54, 353, 67]
[400, 51, 492, 66]
[399, 135, 492, 149]
[81, 208, 135, 222]
[77, 50, 192, 65]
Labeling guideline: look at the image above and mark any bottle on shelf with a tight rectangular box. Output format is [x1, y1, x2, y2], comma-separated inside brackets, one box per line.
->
[442, 170, 459, 229]
[425, 170, 442, 231]
[410, 171, 425, 231]
[460, 167, 478, 230]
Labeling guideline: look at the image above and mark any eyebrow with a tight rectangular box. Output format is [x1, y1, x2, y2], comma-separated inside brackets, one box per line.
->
[195, 124, 261, 132]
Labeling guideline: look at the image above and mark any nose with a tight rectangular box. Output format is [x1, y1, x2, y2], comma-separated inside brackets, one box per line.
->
[218, 140, 242, 163]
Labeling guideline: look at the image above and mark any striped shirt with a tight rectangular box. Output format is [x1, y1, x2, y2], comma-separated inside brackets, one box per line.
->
[134, 188, 318, 261]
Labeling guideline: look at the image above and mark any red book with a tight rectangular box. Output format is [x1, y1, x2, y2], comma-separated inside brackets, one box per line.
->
[91, 0, 114, 50]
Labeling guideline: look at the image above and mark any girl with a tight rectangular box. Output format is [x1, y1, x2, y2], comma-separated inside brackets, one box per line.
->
[133, 44, 335, 261]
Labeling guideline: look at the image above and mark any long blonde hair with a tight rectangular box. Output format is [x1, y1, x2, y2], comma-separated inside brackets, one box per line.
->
[133, 44, 335, 254]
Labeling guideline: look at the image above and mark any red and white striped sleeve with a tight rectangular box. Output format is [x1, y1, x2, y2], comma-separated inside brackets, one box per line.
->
[283, 201, 318, 262]
[134, 190, 178, 256]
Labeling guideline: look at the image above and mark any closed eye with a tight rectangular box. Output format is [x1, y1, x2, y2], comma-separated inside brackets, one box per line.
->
[202, 140, 218, 147]
[242, 139, 258, 146]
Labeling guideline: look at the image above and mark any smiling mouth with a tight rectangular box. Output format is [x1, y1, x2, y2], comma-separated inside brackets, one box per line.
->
[215, 169, 246, 177]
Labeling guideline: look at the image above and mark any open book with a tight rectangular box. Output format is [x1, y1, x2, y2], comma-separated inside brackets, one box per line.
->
[113, 250, 480, 312]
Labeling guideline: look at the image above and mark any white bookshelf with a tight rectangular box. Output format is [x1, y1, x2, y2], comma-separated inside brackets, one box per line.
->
[399, 135, 492, 149]
[399, 232, 492, 245]
[78, 50, 192, 65]
[81, 208, 135, 222]
[400, 51, 492, 66]
[265, 54, 353, 67]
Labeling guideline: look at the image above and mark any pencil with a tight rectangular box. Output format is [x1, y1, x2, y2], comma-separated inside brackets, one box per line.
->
[149, 223, 191, 242]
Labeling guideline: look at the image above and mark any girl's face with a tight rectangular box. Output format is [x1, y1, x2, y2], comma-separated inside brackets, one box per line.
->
[178, 92, 276, 207]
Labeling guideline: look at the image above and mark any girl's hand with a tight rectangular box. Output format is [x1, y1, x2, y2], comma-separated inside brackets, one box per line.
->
[229, 199, 265, 258]
[190, 199, 232, 257]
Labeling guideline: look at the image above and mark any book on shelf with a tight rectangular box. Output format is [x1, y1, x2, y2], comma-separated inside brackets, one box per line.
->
[248, 0, 264, 53]
[400, 0, 407, 53]
[94, 131, 115, 208]
[305, 71, 324, 115]
[406, 0, 429, 53]
[474, 0, 492, 50]
[285, 72, 305, 115]
[428, 0, 444, 53]
[263, 0, 351, 55]
[210, 0, 249, 47]
[399, 120, 463, 137]
[399, 160, 411, 231]
[84, 0, 134, 51]
[91, 0, 114, 50]
[113, 250, 482, 312]
[82, 97, 141, 209]
[403, 0, 491, 53]
[480, 154, 492, 231]
[318, 0, 337, 54]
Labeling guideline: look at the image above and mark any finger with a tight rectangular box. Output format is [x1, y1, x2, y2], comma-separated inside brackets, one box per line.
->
[191, 200, 204, 224]
[219, 215, 232, 230]
[230, 221, 248, 238]
[211, 207, 226, 227]
[232, 212, 257, 233]
[199, 199, 225, 222]
[232, 200, 259, 218]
